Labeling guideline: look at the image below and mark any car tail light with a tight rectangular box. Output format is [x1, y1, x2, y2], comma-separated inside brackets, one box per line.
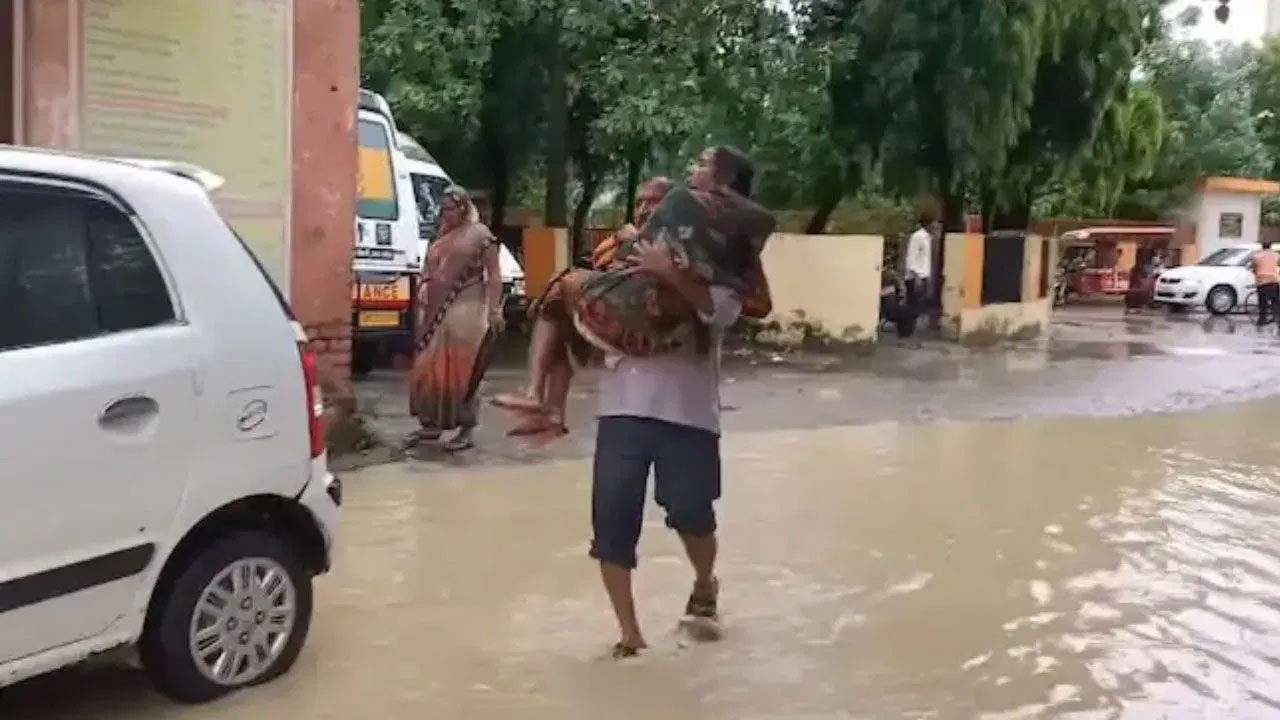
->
[299, 343, 325, 458]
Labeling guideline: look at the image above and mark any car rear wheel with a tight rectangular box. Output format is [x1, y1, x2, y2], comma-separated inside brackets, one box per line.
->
[1206, 285, 1237, 315]
[141, 531, 313, 703]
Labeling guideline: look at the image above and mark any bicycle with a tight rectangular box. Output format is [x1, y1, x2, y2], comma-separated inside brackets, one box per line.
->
[1244, 288, 1259, 320]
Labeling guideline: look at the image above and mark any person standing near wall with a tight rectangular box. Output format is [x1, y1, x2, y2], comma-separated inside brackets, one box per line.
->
[904, 215, 935, 324]
[1250, 239, 1280, 326]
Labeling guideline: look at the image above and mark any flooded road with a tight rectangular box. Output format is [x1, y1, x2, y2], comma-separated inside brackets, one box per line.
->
[9, 399, 1280, 717]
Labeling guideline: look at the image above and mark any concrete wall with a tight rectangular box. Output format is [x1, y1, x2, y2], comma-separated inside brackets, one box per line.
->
[942, 232, 1054, 344]
[1194, 190, 1261, 261]
[520, 230, 884, 346]
[759, 233, 883, 345]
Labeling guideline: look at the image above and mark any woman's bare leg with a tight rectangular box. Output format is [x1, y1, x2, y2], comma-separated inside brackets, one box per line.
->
[493, 316, 559, 412]
[508, 346, 572, 436]
[545, 359, 573, 426]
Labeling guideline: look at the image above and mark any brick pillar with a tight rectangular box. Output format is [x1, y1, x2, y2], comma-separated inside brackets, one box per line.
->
[18, 0, 79, 148]
[291, 0, 358, 412]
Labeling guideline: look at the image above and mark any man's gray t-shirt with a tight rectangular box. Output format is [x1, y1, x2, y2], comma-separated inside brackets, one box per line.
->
[596, 286, 742, 435]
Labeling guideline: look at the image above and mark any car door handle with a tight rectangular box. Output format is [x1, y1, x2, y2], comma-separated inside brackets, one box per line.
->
[99, 395, 159, 428]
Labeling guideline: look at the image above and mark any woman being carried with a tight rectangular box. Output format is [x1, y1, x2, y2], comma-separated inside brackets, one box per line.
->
[493, 147, 775, 435]
[493, 177, 673, 437]
[406, 186, 505, 452]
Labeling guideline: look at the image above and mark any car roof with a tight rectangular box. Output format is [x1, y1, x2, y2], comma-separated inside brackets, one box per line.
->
[0, 144, 214, 203]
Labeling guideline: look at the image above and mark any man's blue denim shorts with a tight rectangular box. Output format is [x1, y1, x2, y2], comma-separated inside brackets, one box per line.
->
[589, 415, 721, 569]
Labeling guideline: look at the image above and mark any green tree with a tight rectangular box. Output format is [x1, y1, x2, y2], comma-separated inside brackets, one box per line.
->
[1250, 36, 1280, 179]
[796, 0, 915, 232]
[1114, 37, 1270, 218]
[980, 0, 1165, 229]
[1034, 84, 1165, 217]
[361, 0, 549, 230]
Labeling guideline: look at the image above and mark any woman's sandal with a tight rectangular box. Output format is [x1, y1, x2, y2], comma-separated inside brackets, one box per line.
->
[443, 434, 475, 452]
[402, 428, 442, 450]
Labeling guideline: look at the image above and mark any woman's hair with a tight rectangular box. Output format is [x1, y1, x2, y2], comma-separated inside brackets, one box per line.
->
[442, 185, 478, 225]
[712, 146, 755, 198]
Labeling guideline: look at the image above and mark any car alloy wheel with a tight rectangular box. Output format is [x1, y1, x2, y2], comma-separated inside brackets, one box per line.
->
[188, 557, 298, 687]
[1207, 285, 1237, 315]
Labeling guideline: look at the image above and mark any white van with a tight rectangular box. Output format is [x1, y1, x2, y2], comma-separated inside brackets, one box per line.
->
[398, 135, 528, 329]
[0, 146, 340, 703]
[352, 90, 420, 372]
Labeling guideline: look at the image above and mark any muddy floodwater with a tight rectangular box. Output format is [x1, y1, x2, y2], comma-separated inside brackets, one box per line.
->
[9, 399, 1280, 718]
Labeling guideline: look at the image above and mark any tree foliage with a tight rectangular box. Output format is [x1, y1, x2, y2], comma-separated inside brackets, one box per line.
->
[360, 0, 1277, 234]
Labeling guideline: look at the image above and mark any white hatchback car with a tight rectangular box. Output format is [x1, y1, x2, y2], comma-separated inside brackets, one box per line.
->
[1155, 244, 1261, 315]
[0, 147, 340, 702]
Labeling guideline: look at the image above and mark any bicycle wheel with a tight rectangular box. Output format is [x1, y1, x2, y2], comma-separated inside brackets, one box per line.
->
[1244, 290, 1260, 320]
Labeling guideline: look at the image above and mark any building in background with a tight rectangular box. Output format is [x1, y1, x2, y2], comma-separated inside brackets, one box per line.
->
[1, 0, 358, 408]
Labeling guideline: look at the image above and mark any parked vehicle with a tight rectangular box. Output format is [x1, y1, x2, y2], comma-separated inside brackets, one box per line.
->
[353, 93, 527, 373]
[352, 89, 420, 375]
[1057, 226, 1178, 303]
[0, 146, 340, 703]
[1155, 244, 1260, 315]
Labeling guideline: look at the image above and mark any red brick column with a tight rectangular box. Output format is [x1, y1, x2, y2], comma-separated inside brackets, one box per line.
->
[18, 0, 79, 148]
[291, 0, 358, 411]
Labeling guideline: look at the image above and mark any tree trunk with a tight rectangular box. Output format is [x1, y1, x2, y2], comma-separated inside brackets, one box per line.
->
[804, 185, 843, 234]
[938, 187, 965, 290]
[571, 172, 600, 258]
[624, 145, 644, 223]
[990, 206, 1031, 231]
[990, 188, 1034, 231]
[543, 12, 569, 229]
[489, 149, 509, 235]
[940, 190, 966, 234]
[479, 114, 510, 239]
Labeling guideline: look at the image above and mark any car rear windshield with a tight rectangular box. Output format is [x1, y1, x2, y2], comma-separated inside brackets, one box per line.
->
[224, 221, 296, 321]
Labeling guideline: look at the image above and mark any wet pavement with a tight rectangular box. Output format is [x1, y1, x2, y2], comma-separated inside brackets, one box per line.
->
[8, 307, 1280, 718]
[345, 306, 1280, 466]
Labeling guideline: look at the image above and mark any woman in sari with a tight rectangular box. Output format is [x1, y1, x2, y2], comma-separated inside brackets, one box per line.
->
[407, 186, 504, 451]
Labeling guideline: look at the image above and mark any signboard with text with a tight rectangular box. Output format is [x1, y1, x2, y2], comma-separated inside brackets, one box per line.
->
[78, 0, 293, 286]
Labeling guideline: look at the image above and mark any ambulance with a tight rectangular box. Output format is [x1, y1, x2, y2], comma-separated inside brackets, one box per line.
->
[352, 90, 422, 374]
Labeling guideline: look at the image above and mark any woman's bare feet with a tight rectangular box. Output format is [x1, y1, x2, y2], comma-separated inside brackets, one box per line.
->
[507, 411, 568, 437]
[491, 391, 552, 414]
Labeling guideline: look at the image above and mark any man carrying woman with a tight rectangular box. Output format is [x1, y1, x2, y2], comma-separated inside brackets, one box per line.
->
[493, 176, 675, 438]
[588, 147, 769, 656]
